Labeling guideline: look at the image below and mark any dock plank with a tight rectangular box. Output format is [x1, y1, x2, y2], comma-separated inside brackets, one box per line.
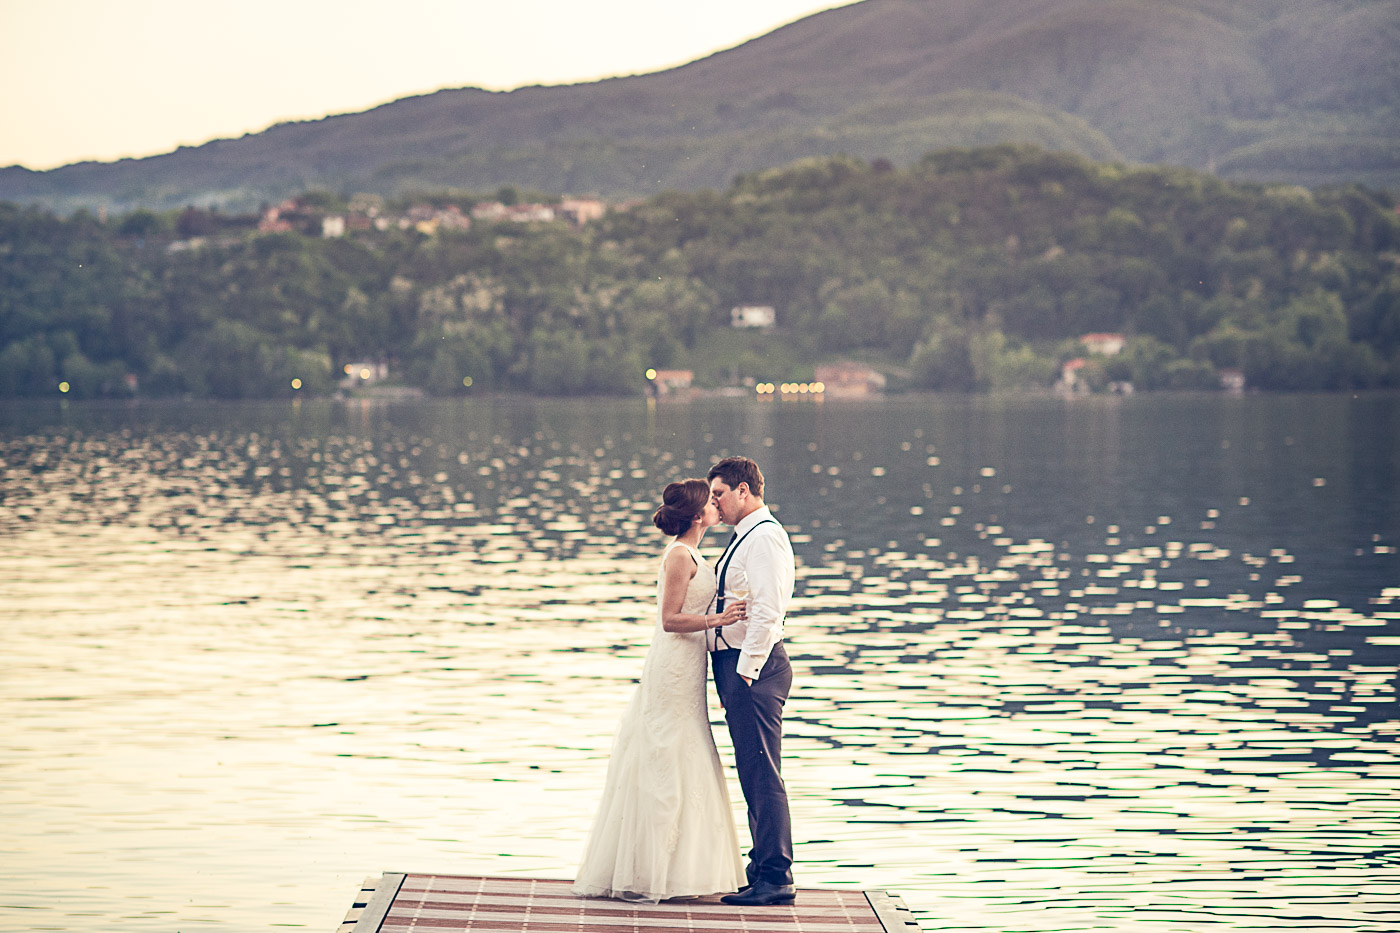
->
[336, 876, 382, 932]
[344, 874, 920, 933]
[349, 873, 404, 933]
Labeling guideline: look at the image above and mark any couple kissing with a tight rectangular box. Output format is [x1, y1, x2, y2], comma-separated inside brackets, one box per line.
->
[572, 456, 797, 907]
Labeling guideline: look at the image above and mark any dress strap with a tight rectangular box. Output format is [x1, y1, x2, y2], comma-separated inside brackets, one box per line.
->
[663, 540, 700, 565]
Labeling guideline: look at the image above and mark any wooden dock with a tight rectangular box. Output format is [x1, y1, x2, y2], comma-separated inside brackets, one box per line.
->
[337, 873, 922, 932]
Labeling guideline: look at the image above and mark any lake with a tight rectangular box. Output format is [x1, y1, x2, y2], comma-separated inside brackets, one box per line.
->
[1, 393, 1397, 932]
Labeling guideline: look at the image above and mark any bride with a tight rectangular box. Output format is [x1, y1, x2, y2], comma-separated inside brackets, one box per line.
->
[572, 478, 748, 903]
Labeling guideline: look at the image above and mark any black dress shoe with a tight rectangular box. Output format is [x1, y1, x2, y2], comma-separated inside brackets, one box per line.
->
[720, 880, 796, 906]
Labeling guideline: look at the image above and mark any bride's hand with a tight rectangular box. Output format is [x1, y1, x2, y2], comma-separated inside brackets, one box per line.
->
[716, 600, 746, 627]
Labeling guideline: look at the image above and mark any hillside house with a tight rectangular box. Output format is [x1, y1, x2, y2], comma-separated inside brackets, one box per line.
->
[471, 202, 557, 224]
[471, 202, 509, 222]
[731, 305, 776, 329]
[648, 369, 694, 397]
[558, 197, 607, 225]
[257, 199, 296, 233]
[405, 204, 470, 235]
[815, 361, 886, 396]
[1081, 333, 1125, 356]
[1058, 358, 1088, 394]
[507, 204, 555, 223]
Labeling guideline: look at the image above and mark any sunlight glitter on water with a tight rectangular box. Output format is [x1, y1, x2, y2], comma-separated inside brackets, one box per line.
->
[1, 395, 1398, 932]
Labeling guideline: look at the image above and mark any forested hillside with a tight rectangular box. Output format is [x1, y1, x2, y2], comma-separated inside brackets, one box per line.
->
[2, 0, 1396, 212]
[3, 146, 1398, 399]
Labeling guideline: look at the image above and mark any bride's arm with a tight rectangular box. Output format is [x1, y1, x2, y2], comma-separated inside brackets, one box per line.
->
[660, 547, 745, 633]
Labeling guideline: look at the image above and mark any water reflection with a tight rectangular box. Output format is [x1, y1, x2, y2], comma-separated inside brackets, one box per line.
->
[1, 395, 1397, 932]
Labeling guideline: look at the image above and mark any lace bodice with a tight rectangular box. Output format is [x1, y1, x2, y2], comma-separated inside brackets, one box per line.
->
[638, 543, 714, 686]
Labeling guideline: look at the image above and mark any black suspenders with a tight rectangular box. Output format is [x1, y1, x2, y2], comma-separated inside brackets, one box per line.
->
[713, 519, 779, 651]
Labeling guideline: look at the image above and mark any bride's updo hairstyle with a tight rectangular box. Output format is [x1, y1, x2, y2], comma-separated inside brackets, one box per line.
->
[652, 478, 710, 537]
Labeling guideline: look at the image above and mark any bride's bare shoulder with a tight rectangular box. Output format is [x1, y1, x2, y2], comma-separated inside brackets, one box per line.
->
[661, 541, 699, 577]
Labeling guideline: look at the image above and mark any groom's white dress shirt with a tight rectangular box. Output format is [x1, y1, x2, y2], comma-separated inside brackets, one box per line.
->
[707, 505, 795, 680]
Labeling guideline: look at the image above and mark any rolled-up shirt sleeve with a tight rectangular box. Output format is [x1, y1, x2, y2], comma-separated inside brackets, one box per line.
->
[737, 531, 795, 680]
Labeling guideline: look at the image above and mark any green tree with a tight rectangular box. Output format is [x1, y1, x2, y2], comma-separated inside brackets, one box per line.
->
[910, 327, 978, 391]
[0, 336, 58, 396]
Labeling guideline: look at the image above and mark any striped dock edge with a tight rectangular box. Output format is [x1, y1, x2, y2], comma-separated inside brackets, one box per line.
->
[338, 873, 404, 932]
[343, 873, 922, 932]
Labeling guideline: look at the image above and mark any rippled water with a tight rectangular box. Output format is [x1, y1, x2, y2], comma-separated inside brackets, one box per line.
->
[2, 394, 1397, 932]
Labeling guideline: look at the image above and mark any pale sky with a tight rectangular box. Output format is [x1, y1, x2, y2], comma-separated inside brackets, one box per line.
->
[0, 0, 862, 171]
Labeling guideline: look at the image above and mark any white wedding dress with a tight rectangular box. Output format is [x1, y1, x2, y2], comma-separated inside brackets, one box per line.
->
[572, 542, 746, 902]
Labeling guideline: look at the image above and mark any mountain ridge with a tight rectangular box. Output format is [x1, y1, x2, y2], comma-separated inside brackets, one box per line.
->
[4, 0, 1396, 211]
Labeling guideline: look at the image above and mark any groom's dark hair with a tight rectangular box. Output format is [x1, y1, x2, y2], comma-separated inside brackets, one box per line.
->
[708, 456, 764, 499]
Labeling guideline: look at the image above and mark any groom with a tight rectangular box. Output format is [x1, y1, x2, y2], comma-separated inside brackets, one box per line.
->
[706, 456, 796, 907]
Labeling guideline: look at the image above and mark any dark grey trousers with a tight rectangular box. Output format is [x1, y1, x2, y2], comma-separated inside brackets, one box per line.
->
[712, 644, 794, 886]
